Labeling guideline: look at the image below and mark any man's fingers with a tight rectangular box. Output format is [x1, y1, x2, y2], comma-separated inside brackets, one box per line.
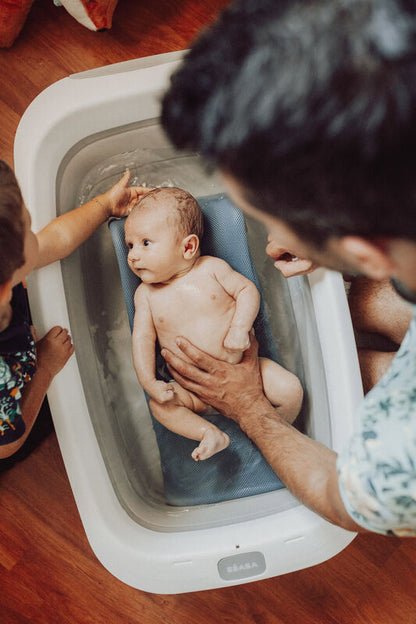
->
[161, 345, 210, 382]
[172, 337, 216, 373]
[166, 366, 203, 395]
[273, 258, 317, 277]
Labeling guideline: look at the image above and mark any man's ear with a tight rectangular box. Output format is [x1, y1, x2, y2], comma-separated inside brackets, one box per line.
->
[0, 279, 13, 306]
[339, 236, 395, 280]
[182, 234, 200, 259]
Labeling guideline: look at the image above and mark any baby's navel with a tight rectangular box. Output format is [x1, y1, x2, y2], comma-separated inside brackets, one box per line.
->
[158, 317, 164, 324]
[210, 294, 216, 300]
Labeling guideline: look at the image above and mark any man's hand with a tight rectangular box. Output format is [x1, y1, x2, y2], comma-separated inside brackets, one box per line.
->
[161, 332, 270, 425]
[162, 330, 366, 533]
[265, 238, 317, 277]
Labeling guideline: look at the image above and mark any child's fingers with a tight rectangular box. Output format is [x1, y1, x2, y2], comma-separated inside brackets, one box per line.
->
[120, 169, 131, 185]
[133, 186, 153, 198]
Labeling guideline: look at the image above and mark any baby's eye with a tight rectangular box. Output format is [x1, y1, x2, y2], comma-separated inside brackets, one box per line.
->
[126, 242, 133, 250]
[143, 239, 151, 247]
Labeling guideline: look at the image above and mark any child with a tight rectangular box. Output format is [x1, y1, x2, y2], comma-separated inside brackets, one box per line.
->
[0, 161, 148, 466]
[126, 187, 303, 461]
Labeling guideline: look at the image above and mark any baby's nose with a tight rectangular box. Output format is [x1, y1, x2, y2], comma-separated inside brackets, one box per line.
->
[128, 247, 139, 261]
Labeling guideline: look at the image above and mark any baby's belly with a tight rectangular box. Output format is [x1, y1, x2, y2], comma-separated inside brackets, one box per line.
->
[156, 315, 243, 365]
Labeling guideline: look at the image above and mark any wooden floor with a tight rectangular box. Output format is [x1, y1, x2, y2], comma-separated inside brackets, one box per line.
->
[1, 1, 416, 622]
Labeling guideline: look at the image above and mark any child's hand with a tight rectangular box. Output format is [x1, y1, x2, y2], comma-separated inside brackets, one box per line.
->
[104, 170, 152, 218]
[149, 380, 175, 404]
[224, 327, 251, 352]
[35, 326, 74, 378]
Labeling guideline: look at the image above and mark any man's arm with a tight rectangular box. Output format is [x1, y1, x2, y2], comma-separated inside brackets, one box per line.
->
[161, 334, 366, 532]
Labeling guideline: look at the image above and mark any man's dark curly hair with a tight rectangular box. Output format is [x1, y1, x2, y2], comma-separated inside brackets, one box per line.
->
[162, 0, 416, 245]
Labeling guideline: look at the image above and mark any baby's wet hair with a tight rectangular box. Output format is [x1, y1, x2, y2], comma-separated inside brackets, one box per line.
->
[135, 187, 204, 241]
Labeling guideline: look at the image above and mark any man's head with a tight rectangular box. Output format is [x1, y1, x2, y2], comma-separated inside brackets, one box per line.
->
[0, 160, 25, 287]
[162, 0, 416, 251]
[125, 187, 203, 283]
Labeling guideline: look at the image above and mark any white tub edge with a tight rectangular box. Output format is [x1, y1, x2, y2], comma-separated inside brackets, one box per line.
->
[15, 56, 358, 593]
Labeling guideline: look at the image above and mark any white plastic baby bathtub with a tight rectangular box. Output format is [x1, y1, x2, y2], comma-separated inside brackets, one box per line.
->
[14, 52, 363, 594]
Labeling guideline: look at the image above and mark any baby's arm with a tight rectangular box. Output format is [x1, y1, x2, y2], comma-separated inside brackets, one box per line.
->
[36, 171, 151, 269]
[212, 258, 260, 351]
[132, 286, 174, 403]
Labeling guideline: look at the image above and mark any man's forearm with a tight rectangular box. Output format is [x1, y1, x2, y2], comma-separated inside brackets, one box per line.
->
[161, 335, 365, 533]
[239, 400, 363, 532]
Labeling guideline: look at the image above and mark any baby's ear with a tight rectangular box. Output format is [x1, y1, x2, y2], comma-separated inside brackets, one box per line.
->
[182, 234, 200, 259]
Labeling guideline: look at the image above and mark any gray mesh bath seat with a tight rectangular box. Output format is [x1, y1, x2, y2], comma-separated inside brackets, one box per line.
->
[109, 193, 284, 506]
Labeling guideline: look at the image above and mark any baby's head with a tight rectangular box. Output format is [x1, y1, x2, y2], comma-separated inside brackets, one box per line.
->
[125, 187, 204, 284]
[133, 186, 203, 242]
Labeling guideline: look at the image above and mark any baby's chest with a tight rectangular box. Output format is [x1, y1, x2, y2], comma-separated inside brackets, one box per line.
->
[150, 277, 233, 326]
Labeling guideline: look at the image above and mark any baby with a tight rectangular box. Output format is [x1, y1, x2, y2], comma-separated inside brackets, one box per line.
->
[126, 187, 303, 461]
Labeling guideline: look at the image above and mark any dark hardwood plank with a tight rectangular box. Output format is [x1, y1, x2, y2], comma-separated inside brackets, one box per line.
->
[0, 0, 229, 164]
[2, 435, 416, 622]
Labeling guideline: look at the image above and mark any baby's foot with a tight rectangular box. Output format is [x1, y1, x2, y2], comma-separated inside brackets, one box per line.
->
[192, 428, 230, 461]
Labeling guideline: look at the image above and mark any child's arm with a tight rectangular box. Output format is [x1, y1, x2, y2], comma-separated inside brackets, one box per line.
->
[0, 326, 73, 459]
[132, 286, 174, 403]
[35, 171, 151, 269]
[212, 258, 261, 351]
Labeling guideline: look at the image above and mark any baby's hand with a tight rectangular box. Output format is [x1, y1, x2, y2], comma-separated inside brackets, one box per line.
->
[104, 170, 152, 218]
[224, 327, 251, 352]
[149, 380, 175, 404]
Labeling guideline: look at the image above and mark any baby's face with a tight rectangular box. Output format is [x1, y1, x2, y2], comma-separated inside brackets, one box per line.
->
[125, 207, 184, 284]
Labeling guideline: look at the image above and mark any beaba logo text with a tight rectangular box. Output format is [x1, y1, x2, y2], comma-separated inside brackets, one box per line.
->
[227, 561, 259, 574]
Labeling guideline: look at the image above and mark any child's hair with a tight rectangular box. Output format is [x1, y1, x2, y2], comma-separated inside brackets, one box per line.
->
[137, 187, 204, 241]
[0, 161, 25, 285]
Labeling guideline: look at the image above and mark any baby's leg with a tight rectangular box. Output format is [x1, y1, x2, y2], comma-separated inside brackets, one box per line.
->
[149, 383, 229, 461]
[259, 357, 303, 423]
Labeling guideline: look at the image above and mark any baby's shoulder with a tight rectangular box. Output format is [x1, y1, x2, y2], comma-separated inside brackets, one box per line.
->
[195, 255, 231, 273]
[134, 282, 151, 303]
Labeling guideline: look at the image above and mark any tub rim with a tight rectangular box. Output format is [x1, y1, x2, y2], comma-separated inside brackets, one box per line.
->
[14, 53, 362, 593]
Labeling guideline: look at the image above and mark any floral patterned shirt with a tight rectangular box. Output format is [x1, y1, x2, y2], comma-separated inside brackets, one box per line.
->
[0, 284, 36, 445]
[337, 303, 416, 536]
